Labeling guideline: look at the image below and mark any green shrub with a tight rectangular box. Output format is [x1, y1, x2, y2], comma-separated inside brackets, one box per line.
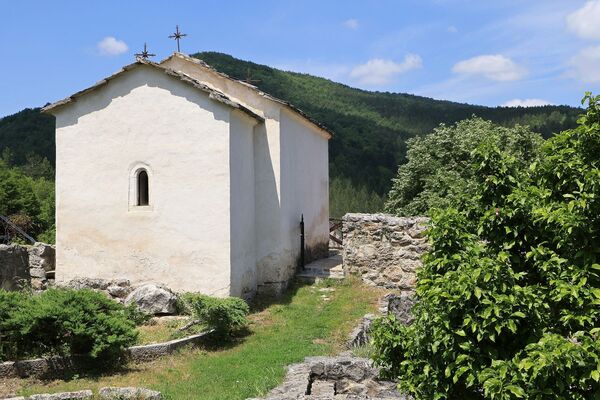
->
[0, 290, 28, 360]
[181, 293, 249, 337]
[0, 288, 137, 362]
[385, 117, 543, 216]
[371, 94, 600, 399]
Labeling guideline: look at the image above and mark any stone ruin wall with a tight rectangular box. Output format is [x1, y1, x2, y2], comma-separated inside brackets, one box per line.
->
[342, 213, 430, 293]
[0, 243, 55, 291]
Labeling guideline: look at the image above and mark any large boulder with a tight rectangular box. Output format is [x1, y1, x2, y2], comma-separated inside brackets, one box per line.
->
[0, 244, 30, 290]
[125, 284, 177, 315]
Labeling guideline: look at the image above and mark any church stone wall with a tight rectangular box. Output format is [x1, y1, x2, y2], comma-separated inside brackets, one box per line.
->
[342, 213, 430, 293]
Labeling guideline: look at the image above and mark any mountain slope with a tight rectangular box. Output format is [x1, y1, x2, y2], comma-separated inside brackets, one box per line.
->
[0, 108, 55, 165]
[194, 52, 581, 194]
[0, 52, 582, 194]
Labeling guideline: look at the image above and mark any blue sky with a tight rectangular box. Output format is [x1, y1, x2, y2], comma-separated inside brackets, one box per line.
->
[1, 0, 600, 117]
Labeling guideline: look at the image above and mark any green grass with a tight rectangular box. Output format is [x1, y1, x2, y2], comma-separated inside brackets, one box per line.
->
[136, 318, 206, 345]
[16, 278, 383, 400]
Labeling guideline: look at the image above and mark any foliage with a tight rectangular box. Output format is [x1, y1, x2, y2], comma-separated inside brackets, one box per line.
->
[181, 293, 250, 337]
[329, 177, 385, 218]
[0, 288, 138, 363]
[384, 117, 543, 216]
[371, 93, 600, 399]
[0, 158, 55, 242]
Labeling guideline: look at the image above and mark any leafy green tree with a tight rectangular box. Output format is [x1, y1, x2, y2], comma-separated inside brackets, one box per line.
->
[0, 159, 40, 219]
[0, 159, 55, 242]
[371, 94, 600, 399]
[384, 118, 543, 216]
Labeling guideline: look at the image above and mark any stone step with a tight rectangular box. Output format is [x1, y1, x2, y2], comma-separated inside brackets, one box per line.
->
[296, 254, 345, 283]
[296, 270, 345, 283]
[302, 266, 343, 275]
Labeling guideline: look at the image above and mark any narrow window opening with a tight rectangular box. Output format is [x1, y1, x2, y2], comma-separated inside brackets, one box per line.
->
[137, 170, 149, 206]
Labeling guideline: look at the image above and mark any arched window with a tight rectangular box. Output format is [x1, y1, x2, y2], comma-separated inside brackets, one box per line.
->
[137, 170, 149, 206]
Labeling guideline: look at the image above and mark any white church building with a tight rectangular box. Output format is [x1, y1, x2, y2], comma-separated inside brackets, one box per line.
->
[43, 53, 331, 298]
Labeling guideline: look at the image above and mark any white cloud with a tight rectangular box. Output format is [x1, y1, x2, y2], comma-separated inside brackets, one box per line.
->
[343, 19, 359, 30]
[568, 45, 600, 83]
[350, 55, 422, 85]
[97, 36, 128, 56]
[502, 98, 552, 107]
[452, 55, 527, 81]
[566, 1, 600, 40]
[447, 25, 458, 33]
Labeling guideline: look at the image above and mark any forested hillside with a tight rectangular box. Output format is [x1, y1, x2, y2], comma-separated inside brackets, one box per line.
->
[0, 108, 54, 166]
[195, 52, 581, 194]
[0, 51, 582, 197]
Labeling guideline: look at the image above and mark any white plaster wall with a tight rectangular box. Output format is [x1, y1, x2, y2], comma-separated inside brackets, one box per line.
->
[161, 55, 330, 292]
[229, 110, 257, 298]
[161, 56, 287, 290]
[54, 65, 233, 295]
[279, 109, 330, 275]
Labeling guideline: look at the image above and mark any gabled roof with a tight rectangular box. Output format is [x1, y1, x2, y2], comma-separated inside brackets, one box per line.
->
[42, 58, 264, 122]
[160, 53, 333, 138]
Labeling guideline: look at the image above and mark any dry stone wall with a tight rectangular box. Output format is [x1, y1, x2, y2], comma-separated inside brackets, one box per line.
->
[342, 214, 429, 293]
[0, 244, 30, 290]
[4, 387, 162, 400]
[0, 243, 55, 291]
[27, 243, 55, 290]
[249, 355, 406, 399]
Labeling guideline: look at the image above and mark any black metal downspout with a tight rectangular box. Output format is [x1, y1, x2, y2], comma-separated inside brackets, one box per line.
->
[300, 214, 305, 269]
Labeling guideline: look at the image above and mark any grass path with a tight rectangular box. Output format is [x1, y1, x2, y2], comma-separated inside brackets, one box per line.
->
[18, 278, 384, 399]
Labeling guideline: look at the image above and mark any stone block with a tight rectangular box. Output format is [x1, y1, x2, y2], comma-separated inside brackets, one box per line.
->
[27, 390, 93, 399]
[29, 267, 47, 279]
[98, 387, 162, 400]
[27, 243, 55, 271]
[0, 244, 30, 291]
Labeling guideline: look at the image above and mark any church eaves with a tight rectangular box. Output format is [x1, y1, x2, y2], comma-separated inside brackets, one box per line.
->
[42, 58, 264, 123]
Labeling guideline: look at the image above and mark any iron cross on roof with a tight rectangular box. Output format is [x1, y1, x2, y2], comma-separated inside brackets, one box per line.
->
[242, 68, 261, 85]
[169, 25, 187, 53]
[135, 43, 156, 60]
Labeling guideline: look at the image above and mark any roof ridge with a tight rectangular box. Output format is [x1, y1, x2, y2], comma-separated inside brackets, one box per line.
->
[42, 59, 263, 122]
[160, 53, 333, 138]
